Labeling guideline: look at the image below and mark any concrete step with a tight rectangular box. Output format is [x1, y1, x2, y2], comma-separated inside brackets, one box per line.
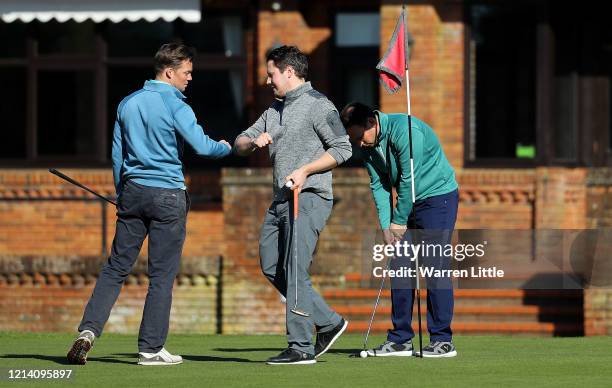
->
[339, 272, 580, 290]
[323, 289, 583, 307]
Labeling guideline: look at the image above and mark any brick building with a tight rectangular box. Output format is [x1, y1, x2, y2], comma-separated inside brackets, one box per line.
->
[1, 0, 611, 336]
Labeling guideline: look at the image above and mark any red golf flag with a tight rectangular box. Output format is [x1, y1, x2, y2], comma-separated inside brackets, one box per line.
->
[376, 7, 408, 93]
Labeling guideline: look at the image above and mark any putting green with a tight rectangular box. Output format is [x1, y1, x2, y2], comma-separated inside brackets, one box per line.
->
[1, 333, 611, 387]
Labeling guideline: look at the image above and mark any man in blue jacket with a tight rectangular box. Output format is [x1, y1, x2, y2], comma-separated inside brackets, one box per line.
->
[67, 43, 231, 366]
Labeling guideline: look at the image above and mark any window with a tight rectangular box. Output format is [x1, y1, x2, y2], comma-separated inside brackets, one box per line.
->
[37, 71, 96, 157]
[336, 14, 380, 48]
[37, 21, 96, 55]
[106, 20, 175, 57]
[0, 10, 249, 167]
[182, 70, 245, 168]
[467, 3, 537, 163]
[0, 21, 27, 58]
[0, 68, 26, 158]
[181, 15, 243, 57]
[467, 1, 612, 167]
[332, 12, 380, 109]
[332, 12, 381, 165]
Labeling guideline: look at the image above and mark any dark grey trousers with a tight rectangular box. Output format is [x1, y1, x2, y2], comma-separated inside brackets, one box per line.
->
[259, 192, 342, 355]
[78, 180, 188, 353]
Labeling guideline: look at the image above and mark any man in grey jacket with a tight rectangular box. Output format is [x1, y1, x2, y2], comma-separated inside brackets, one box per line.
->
[234, 45, 352, 365]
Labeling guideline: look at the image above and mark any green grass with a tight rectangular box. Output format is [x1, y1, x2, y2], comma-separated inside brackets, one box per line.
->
[1, 333, 611, 387]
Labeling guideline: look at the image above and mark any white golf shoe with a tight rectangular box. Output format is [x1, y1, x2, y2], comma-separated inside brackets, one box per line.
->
[137, 348, 183, 366]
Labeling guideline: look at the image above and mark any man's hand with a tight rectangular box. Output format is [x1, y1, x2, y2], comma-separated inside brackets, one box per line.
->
[389, 222, 407, 241]
[285, 167, 308, 192]
[252, 132, 273, 149]
[383, 229, 396, 245]
[219, 140, 231, 150]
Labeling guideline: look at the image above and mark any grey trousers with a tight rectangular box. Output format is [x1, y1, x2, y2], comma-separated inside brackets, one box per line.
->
[259, 192, 342, 355]
[78, 180, 188, 353]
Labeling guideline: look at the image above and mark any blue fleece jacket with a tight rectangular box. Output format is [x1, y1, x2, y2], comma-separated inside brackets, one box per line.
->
[112, 80, 230, 194]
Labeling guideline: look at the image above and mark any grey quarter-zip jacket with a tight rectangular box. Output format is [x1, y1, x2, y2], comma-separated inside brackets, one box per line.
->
[235, 82, 352, 200]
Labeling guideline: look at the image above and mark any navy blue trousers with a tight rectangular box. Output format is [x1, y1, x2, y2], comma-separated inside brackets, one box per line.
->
[79, 181, 188, 353]
[387, 189, 459, 344]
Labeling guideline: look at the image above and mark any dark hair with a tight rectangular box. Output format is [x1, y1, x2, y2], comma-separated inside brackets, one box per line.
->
[266, 45, 308, 79]
[340, 102, 376, 128]
[154, 43, 195, 74]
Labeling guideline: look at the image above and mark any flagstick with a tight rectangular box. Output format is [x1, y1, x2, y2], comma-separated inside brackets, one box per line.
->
[403, 6, 423, 359]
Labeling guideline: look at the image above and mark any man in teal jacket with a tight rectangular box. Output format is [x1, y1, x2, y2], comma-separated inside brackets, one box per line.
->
[341, 102, 459, 358]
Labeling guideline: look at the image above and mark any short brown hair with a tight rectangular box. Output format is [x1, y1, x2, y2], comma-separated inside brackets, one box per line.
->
[154, 43, 195, 74]
[266, 45, 308, 79]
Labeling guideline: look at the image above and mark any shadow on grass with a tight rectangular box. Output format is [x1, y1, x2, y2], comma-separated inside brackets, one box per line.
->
[182, 355, 259, 363]
[214, 348, 280, 353]
[0, 354, 72, 365]
[0, 353, 135, 365]
[109, 352, 258, 363]
[214, 348, 358, 356]
[323, 349, 360, 355]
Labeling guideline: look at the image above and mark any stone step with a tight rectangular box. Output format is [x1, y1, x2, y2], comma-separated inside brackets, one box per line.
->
[323, 289, 583, 307]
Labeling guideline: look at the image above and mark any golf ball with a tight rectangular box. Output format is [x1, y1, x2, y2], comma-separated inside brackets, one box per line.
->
[360, 350, 368, 358]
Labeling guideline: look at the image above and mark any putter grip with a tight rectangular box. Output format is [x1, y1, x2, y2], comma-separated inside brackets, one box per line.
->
[49, 168, 82, 188]
[293, 188, 298, 220]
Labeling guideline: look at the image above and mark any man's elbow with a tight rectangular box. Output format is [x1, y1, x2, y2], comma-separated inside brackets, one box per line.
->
[233, 136, 254, 157]
[328, 146, 352, 166]
[191, 143, 220, 158]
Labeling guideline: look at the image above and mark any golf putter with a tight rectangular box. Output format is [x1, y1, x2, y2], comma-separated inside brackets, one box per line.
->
[49, 168, 117, 207]
[286, 180, 310, 317]
[358, 255, 391, 358]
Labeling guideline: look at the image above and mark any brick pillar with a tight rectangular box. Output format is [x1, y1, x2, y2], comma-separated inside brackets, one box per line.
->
[535, 168, 587, 229]
[585, 289, 612, 336]
[584, 168, 612, 335]
[380, 1, 465, 168]
[251, 0, 333, 167]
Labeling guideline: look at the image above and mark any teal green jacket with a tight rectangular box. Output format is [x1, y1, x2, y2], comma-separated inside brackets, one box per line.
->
[363, 112, 458, 229]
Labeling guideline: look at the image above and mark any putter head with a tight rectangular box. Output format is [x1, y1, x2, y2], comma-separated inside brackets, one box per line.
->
[290, 308, 310, 317]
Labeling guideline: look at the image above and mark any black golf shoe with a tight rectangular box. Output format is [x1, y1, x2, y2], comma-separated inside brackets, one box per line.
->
[314, 318, 348, 358]
[266, 348, 316, 365]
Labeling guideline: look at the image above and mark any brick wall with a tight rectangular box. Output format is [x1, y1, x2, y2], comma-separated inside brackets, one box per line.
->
[0, 170, 224, 257]
[218, 167, 573, 334]
[0, 255, 220, 334]
[0, 275, 217, 334]
[1, 166, 599, 334]
[0, 170, 223, 334]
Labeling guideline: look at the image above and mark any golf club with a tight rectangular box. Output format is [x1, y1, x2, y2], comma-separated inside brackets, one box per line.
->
[48, 168, 117, 207]
[286, 180, 310, 317]
[414, 251, 423, 357]
[356, 254, 391, 358]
